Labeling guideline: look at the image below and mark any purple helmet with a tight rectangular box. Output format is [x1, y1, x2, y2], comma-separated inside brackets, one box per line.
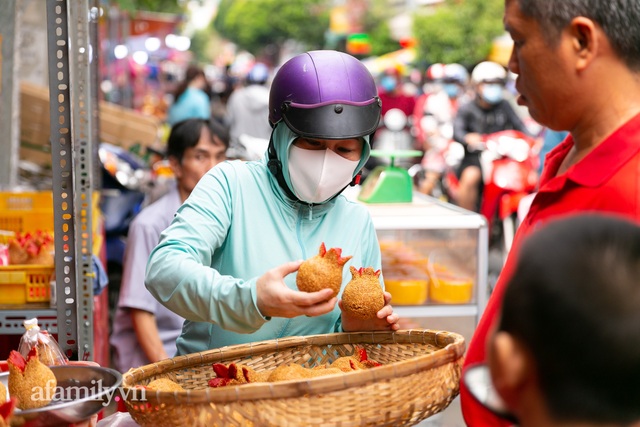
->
[269, 50, 381, 139]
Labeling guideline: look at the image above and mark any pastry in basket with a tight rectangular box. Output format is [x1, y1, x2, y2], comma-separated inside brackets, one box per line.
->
[0, 381, 5, 405]
[207, 348, 382, 388]
[329, 347, 382, 372]
[208, 363, 265, 387]
[238, 364, 270, 383]
[297, 242, 352, 296]
[266, 364, 343, 382]
[8, 348, 57, 410]
[145, 378, 185, 392]
[0, 398, 17, 427]
[8, 231, 54, 266]
[341, 267, 385, 319]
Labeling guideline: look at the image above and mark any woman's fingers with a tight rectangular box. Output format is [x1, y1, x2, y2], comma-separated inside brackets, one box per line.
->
[274, 260, 303, 278]
[300, 296, 338, 317]
[376, 302, 394, 319]
[294, 288, 335, 306]
[383, 291, 393, 304]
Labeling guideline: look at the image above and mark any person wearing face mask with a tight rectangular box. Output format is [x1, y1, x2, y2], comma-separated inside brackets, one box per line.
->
[452, 61, 530, 212]
[378, 66, 417, 119]
[144, 50, 400, 356]
[413, 63, 471, 195]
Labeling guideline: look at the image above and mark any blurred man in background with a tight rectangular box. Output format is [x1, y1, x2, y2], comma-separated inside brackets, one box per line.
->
[110, 118, 228, 372]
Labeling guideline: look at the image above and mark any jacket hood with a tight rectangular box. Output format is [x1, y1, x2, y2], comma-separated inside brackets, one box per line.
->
[268, 122, 371, 201]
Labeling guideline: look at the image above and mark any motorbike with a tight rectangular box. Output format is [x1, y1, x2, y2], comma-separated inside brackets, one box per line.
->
[477, 131, 540, 253]
[410, 112, 458, 199]
[412, 130, 540, 256]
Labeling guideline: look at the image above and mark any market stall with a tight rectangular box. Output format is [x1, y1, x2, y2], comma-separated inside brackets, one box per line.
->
[0, 0, 104, 365]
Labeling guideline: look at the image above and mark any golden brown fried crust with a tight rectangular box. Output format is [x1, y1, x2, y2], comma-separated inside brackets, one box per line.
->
[36, 343, 60, 367]
[329, 356, 366, 372]
[210, 356, 382, 388]
[9, 357, 57, 410]
[0, 382, 6, 405]
[296, 243, 352, 296]
[239, 365, 271, 383]
[146, 378, 184, 392]
[266, 364, 343, 382]
[342, 266, 385, 319]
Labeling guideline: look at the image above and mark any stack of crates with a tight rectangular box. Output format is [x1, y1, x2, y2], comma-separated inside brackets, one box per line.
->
[0, 192, 55, 305]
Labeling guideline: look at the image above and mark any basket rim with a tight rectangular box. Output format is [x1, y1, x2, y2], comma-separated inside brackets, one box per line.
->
[121, 329, 465, 404]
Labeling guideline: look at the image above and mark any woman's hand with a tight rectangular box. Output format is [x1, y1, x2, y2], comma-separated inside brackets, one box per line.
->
[256, 260, 337, 319]
[339, 291, 400, 332]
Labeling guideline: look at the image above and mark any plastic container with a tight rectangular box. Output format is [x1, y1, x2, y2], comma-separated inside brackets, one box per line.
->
[0, 265, 53, 304]
[384, 278, 429, 305]
[0, 192, 54, 233]
[427, 250, 474, 304]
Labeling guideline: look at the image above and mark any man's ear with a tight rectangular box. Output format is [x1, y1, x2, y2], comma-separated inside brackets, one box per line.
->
[489, 331, 530, 409]
[568, 17, 598, 71]
[168, 156, 182, 179]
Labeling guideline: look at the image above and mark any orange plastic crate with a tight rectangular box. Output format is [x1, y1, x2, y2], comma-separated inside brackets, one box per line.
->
[0, 265, 53, 304]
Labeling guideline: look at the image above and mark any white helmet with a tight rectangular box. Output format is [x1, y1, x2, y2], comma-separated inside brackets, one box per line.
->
[471, 61, 507, 84]
[443, 63, 469, 85]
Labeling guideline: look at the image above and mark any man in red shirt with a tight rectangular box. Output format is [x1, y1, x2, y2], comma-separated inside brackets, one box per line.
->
[461, 0, 640, 425]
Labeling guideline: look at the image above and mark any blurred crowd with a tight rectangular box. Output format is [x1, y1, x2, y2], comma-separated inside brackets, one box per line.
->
[145, 57, 554, 177]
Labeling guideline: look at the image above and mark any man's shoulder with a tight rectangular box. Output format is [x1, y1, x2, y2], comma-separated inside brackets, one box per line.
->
[132, 192, 180, 228]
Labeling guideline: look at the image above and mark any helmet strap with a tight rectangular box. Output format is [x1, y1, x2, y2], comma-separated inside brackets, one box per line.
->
[350, 172, 362, 186]
[267, 136, 299, 201]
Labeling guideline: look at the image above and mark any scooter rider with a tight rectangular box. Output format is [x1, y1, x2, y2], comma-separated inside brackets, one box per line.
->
[453, 61, 530, 211]
[414, 63, 471, 195]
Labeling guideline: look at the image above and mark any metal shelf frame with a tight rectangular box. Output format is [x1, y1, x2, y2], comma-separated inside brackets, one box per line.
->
[45, 0, 97, 360]
[0, 0, 99, 348]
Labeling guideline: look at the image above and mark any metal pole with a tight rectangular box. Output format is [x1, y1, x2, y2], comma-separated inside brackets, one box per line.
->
[46, 0, 98, 360]
[68, 0, 95, 361]
[0, 0, 20, 189]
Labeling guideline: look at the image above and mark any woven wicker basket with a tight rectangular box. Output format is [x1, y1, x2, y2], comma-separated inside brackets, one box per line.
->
[121, 329, 465, 427]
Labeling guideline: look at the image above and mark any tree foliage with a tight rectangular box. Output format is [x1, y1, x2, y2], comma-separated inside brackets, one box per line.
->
[110, 0, 187, 14]
[213, 0, 330, 58]
[413, 0, 506, 68]
[364, 0, 402, 57]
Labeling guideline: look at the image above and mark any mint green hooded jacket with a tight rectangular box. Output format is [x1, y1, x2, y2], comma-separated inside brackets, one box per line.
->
[145, 124, 382, 355]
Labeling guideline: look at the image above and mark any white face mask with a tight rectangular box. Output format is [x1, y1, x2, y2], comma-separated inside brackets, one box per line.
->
[288, 145, 360, 203]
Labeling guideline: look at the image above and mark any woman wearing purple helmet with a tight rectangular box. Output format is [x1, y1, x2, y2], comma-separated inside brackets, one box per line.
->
[145, 50, 400, 355]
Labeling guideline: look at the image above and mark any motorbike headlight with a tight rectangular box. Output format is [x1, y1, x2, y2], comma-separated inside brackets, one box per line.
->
[383, 108, 408, 132]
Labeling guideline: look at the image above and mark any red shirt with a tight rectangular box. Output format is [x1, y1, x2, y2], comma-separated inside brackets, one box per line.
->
[379, 91, 416, 118]
[460, 113, 640, 426]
